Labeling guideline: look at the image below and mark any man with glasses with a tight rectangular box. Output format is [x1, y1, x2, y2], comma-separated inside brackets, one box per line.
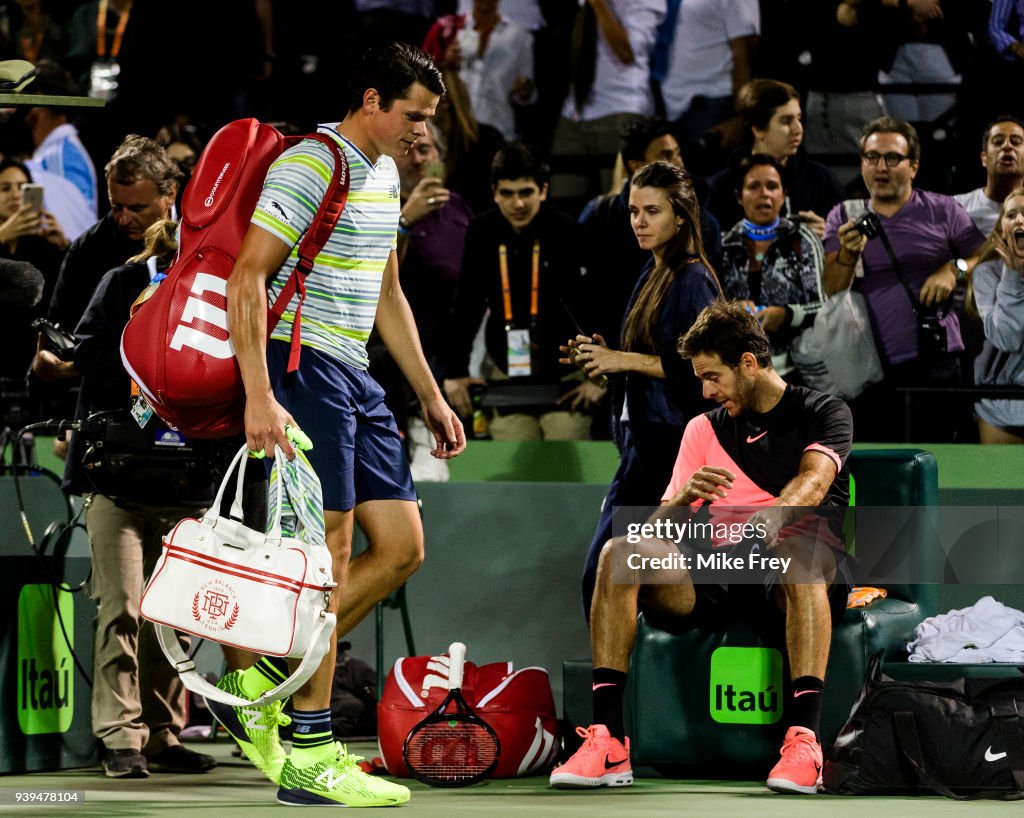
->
[821, 116, 985, 442]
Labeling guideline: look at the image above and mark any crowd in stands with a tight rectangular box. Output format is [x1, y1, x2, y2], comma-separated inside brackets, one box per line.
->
[0, 0, 1023, 458]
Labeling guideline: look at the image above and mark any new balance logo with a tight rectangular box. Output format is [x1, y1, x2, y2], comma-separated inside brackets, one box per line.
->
[315, 768, 346, 789]
[985, 746, 1008, 762]
[243, 709, 266, 730]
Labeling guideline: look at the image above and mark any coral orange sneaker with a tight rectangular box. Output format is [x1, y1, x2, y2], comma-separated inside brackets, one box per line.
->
[766, 725, 822, 794]
[549, 725, 633, 788]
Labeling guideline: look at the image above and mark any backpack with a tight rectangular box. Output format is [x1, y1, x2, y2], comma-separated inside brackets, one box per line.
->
[331, 643, 378, 739]
[120, 118, 350, 438]
[823, 652, 1024, 799]
[377, 650, 560, 778]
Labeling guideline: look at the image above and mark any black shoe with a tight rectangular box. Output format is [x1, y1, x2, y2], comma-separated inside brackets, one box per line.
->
[146, 744, 217, 774]
[103, 748, 150, 778]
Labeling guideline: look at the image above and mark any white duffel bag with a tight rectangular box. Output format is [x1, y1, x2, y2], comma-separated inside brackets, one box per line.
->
[141, 444, 335, 706]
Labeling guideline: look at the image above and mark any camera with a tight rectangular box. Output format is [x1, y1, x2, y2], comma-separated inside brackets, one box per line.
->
[31, 317, 77, 361]
[917, 315, 948, 361]
[851, 210, 881, 239]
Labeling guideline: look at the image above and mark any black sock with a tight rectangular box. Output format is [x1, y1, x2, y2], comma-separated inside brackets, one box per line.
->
[790, 676, 824, 739]
[592, 667, 628, 741]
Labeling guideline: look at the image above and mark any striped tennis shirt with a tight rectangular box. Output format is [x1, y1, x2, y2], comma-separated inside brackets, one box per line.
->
[252, 123, 400, 370]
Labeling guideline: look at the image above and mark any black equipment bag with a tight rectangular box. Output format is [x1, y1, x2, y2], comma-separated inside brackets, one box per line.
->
[823, 652, 1024, 799]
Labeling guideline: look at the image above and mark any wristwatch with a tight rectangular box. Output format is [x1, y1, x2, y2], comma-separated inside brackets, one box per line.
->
[951, 258, 968, 282]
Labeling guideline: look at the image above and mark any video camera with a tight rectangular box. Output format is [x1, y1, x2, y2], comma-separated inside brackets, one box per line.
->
[78, 410, 232, 506]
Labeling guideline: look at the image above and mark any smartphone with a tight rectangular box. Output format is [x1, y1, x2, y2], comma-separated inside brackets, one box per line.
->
[423, 160, 445, 182]
[21, 183, 44, 211]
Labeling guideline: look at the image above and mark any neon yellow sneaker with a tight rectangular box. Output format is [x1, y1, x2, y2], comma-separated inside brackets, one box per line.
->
[205, 670, 291, 784]
[277, 743, 411, 807]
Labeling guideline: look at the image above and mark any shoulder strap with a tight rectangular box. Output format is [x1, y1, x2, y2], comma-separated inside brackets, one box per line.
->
[155, 615, 336, 707]
[268, 132, 351, 373]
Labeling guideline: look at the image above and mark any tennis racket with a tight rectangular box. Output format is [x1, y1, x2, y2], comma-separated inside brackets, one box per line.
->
[402, 642, 500, 787]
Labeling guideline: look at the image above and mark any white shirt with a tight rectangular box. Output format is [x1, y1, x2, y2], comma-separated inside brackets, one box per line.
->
[23, 162, 94, 241]
[462, 16, 535, 141]
[561, 0, 666, 122]
[456, 0, 543, 31]
[660, 0, 760, 121]
[954, 187, 1001, 237]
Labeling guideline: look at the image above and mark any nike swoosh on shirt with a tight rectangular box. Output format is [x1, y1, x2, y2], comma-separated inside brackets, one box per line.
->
[746, 431, 767, 443]
[986, 746, 1008, 762]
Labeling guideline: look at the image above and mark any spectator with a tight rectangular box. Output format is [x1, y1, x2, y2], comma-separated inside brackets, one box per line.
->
[989, 0, 1024, 63]
[430, 67, 506, 215]
[657, 0, 759, 156]
[579, 116, 721, 344]
[374, 121, 474, 480]
[822, 116, 985, 442]
[571, 160, 720, 612]
[548, 0, 664, 216]
[21, 59, 98, 240]
[810, 0, 890, 185]
[67, 219, 217, 778]
[971, 187, 1024, 444]
[955, 115, 1024, 236]
[719, 154, 825, 379]
[0, 158, 66, 381]
[443, 142, 595, 440]
[874, 0, 974, 127]
[32, 134, 179, 388]
[422, 0, 535, 142]
[0, 0, 66, 65]
[705, 79, 844, 239]
[953, 116, 1024, 371]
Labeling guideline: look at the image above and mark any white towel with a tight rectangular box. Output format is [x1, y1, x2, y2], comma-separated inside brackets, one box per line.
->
[906, 596, 1024, 663]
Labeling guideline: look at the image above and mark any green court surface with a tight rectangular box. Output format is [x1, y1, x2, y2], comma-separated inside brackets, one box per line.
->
[1, 738, 1020, 817]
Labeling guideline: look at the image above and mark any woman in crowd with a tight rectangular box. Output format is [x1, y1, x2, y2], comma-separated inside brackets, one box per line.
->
[719, 154, 825, 380]
[705, 79, 845, 238]
[0, 158, 67, 380]
[566, 161, 721, 614]
[971, 187, 1024, 444]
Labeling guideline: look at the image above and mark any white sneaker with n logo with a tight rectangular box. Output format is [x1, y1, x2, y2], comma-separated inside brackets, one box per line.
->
[278, 743, 411, 807]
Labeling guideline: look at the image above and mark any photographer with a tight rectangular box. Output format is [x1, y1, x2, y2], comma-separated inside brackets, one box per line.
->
[822, 117, 985, 442]
[65, 219, 218, 778]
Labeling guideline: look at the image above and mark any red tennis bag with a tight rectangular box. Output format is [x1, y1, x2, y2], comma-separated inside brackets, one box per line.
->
[120, 118, 349, 438]
[378, 651, 560, 778]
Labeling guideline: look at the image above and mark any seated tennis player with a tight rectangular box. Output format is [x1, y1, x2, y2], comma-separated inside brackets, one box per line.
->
[550, 301, 853, 794]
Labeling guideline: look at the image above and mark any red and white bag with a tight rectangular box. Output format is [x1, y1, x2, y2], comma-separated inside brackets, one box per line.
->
[140, 445, 335, 706]
[121, 118, 349, 438]
[378, 650, 560, 778]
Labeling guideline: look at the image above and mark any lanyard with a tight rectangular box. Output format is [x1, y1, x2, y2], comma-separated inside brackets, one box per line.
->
[97, 0, 132, 60]
[498, 240, 540, 326]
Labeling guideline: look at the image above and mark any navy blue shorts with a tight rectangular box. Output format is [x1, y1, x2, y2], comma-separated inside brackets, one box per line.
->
[267, 341, 416, 511]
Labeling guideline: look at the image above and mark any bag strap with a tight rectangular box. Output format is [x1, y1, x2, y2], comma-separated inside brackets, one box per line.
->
[892, 710, 967, 800]
[205, 444, 250, 524]
[153, 612, 336, 707]
[267, 132, 351, 373]
[872, 214, 954, 321]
